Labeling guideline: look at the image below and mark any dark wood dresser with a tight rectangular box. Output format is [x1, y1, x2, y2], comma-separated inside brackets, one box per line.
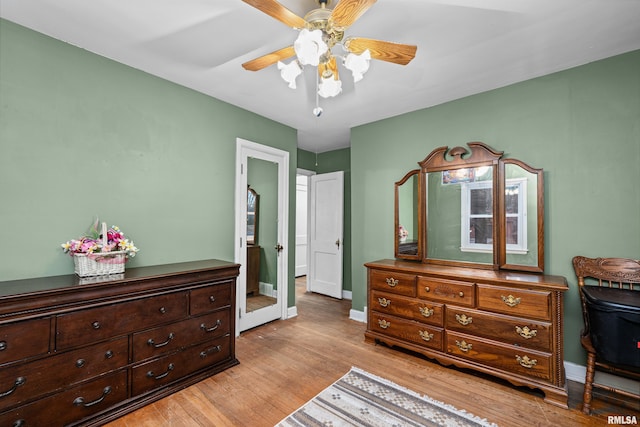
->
[0, 259, 239, 426]
[365, 259, 569, 408]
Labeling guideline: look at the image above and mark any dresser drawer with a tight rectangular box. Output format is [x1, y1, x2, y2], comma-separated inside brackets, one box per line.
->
[133, 310, 231, 362]
[369, 270, 416, 297]
[370, 313, 443, 352]
[190, 282, 233, 315]
[476, 285, 551, 320]
[57, 291, 189, 349]
[445, 306, 552, 352]
[0, 318, 50, 365]
[446, 331, 552, 381]
[417, 277, 475, 307]
[132, 334, 231, 396]
[0, 337, 127, 411]
[0, 369, 127, 427]
[371, 291, 444, 326]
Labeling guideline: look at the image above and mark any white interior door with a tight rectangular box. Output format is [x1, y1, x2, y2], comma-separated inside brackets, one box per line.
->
[308, 171, 344, 299]
[295, 173, 311, 277]
[235, 138, 289, 334]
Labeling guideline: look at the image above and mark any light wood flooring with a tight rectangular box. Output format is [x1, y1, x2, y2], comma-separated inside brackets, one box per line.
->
[106, 278, 639, 427]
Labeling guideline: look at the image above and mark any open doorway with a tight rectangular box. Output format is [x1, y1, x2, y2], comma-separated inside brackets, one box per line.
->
[295, 169, 315, 281]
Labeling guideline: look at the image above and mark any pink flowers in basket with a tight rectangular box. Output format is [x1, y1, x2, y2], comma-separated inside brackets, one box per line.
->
[61, 219, 139, 258]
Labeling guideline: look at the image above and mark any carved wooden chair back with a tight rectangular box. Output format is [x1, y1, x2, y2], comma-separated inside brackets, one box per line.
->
[572, 256, 640, 414]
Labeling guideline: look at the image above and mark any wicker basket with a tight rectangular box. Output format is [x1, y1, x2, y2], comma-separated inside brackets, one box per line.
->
[73, 251, 126, 277]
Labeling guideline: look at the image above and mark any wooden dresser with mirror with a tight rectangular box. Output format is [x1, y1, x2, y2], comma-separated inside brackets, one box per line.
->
[365, 142, 569, 408]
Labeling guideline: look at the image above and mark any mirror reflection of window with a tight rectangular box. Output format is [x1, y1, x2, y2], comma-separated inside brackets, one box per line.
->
[505, 178, 527, 253]
[461, 182, 493, 251]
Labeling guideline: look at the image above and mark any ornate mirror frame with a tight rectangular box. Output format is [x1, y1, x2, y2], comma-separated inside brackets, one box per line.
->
[394, 142, 545, 273]
[247, 186, 259, 245]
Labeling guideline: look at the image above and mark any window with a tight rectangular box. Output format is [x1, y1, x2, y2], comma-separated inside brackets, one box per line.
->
[504, 178, 527, 253]
[461, 178, 527, 253]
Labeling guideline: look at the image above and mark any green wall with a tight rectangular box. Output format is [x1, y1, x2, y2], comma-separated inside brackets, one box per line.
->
[351, 49, 640, 365]
[0, 19, 298, 293]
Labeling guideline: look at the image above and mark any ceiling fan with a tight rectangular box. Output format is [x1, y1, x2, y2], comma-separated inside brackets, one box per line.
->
[241, 0, 417, 113]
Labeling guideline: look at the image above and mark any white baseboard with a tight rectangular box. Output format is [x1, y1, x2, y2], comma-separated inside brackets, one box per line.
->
[259, 282, 276, 298]
[564, 361, 640, 395]
[342, 290, 353, 300]
[287, 305, 298, 319]
[349, 307, 366, 323]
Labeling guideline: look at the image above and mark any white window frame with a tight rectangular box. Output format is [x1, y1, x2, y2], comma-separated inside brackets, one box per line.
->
[460, 178, 527, 254]
[505, 177, 528, 254]
[460, 181, 493, 253]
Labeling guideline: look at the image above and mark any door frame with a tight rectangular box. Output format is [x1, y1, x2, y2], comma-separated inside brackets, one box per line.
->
[234, 138, 289, 336]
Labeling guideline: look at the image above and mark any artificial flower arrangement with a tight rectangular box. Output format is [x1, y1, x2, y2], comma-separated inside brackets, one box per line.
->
[61, 218, 139, 277]
[398, 224, 409, 242]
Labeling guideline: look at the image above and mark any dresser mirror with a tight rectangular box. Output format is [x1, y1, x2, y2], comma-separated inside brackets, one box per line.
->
[394, 170, 422, 260]
[394, 142, 544, 273]
[498, 159, 544, 272]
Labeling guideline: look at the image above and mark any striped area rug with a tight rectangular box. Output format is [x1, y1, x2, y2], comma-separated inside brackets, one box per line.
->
[276, 367, 498, 427]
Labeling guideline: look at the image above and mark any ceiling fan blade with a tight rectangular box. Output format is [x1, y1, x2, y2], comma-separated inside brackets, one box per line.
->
[242, 46, 296, 71]
[344, 37, 417, 65]
[242, 0, 307, 29]
[330, 0, 377, 29]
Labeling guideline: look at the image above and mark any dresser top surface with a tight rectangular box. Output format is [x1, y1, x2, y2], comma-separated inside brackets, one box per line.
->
[365, 259, 568, 291]
[0, 259, 239, 300]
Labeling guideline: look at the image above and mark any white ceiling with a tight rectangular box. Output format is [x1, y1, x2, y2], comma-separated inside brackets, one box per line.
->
[2, 0, 639, 153]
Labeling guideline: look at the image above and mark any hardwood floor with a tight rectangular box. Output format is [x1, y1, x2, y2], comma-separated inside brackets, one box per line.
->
[106, 278, 639, 427]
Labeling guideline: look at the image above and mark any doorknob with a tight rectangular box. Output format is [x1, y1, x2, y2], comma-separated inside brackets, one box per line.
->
[335, 239, 340, 249]
[275, 243, 284, 253]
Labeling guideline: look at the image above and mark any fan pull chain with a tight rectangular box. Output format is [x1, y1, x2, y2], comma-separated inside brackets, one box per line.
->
[313, 71, 323, 117]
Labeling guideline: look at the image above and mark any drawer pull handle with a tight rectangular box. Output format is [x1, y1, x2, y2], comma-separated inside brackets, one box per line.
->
[385, 278, 398, 287]
[0, 341, 6, 351]
[424, 286, 430, 292]
[200, 345, 222, 359]
[200, 319, 222, 333]
[455, 314, 473, 326]
[92, 321, 101, 330]
[147, 332, 175, 348]
[458, 291, 464, 298]
[378, 297, 391, 308]
[209, 296, 216, 303]
[378, 319, 391, 329]
[419, 307, 434, 318]
[0, 377, 26, 398]
[516, 355, 537, 369]
[501, 295, 521, 307]
[159, 307, 167, 314]
[455, 340, 472, 352]
[419, 330, 433, 342]
[105, 350, 114, 359]
[147, 363, 174, 380]
[515, 326, 537, 339]
[73, 386, 111, 407]
[76, 359, 86, 368]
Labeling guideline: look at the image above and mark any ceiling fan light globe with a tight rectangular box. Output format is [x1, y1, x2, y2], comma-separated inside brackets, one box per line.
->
[318, 76, 342, 98]
[344, 50, 371, 82]
[294, 29, 328, 66]
[277, 60, 302, 89]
